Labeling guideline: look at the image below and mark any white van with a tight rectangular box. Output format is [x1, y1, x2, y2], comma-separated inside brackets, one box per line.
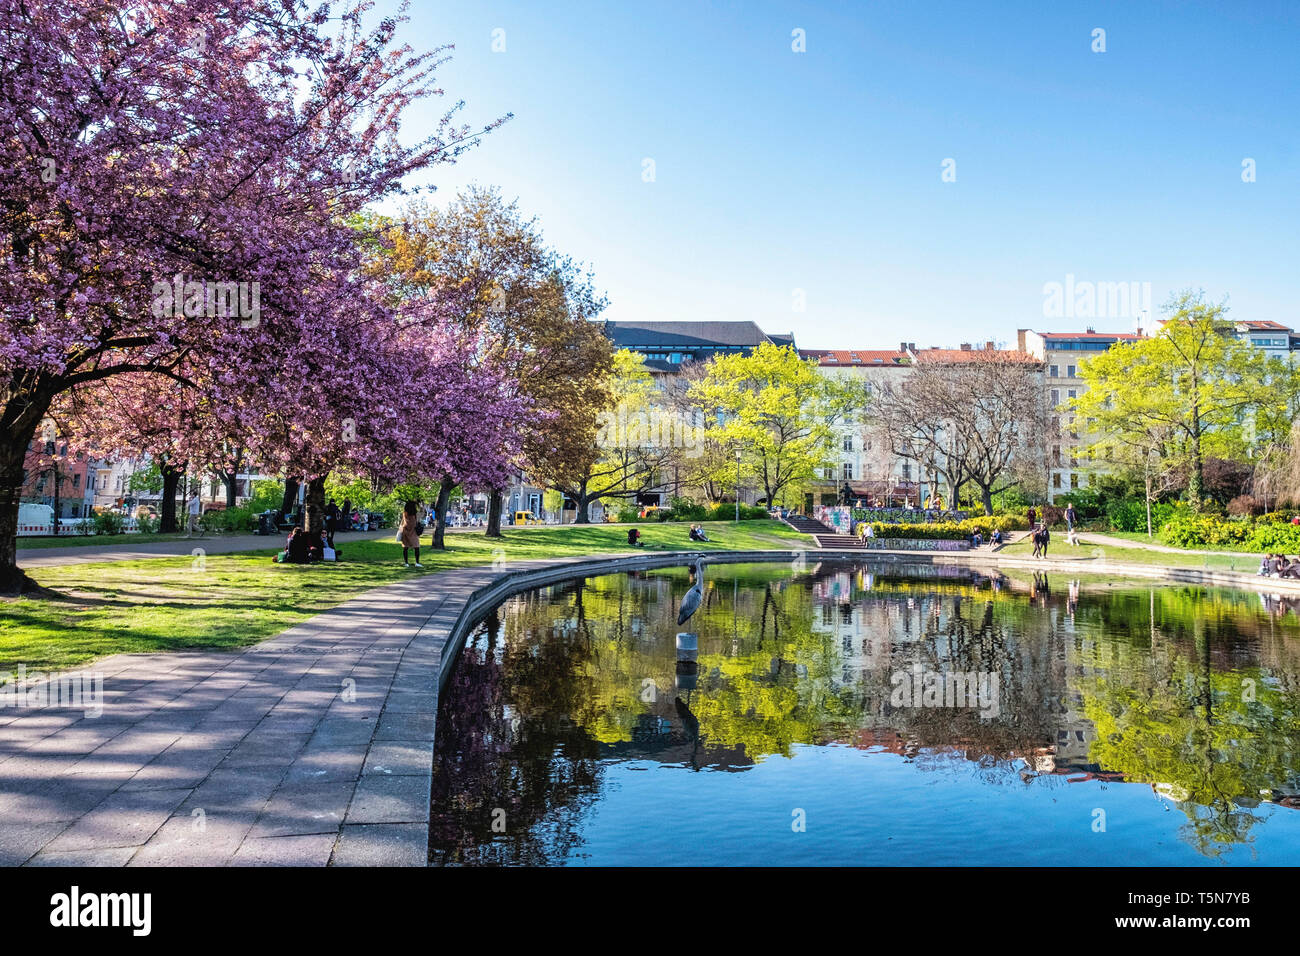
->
[18, 503, 54, 535]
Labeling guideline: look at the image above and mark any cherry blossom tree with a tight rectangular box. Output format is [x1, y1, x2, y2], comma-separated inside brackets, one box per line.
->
[0, 0, 507, 591]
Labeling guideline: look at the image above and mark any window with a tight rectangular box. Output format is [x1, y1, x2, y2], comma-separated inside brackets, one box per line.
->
[1070, 473, 1080, 489]
[1049, 365, 1059, 378]
[1067, 389, 1077, 400]
[669, 352, 682, 363]
[901, 462, 911, 480]
[823, 467, 833, 480]
[842, 435, 854, 452]
[1053, 473, 1062, 489]
[1067, 365, 1076, 377]
[1052, 446, 1061, 466]
[842, 463, 853, 481]
[73, 474, 81, 488]
[1050, 389, 1060, 406]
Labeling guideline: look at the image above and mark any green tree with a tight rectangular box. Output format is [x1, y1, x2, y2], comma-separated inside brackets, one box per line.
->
[1072, 291, 1276, 511]
[690, 343, 858, 508]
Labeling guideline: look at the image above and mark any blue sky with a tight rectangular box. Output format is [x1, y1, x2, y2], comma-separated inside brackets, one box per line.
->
[377, 0, 1299, 349]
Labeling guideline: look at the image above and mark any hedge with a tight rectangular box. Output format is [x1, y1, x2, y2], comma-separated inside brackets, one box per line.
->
[866, 515, 1028, 540]
[1157, 512, 1300, 552]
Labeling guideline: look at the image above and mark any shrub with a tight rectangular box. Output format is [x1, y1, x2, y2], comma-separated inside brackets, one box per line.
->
[1158, 513, 1251, 549]
[867, 515, 1027, 540]
[92, 511, 125, 535]
[1055, 488, 1105, 520]
[204, 505, 257, 532]
[75, 517, 94, 535]
[135, 514, 160, 534]
[1106, 499, 1177, 534]
[1227, 494, 1264, 517]
[1247, 523, 1300, 553]
[616, 505, 639, 523]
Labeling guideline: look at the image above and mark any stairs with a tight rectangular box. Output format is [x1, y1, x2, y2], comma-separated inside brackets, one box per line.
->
[782, 514, 863, 549]
[814, 533, 863, 549]
[784, 514, 835, 536]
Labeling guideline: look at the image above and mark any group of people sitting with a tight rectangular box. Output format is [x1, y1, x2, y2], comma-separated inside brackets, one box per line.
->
[970, 528, 1006, 548]
[1258, 553, 1300, 578]
[273, 525, 339, 564]
[688, 524, 711, 542]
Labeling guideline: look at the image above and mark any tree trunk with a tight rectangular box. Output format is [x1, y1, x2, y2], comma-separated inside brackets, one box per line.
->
[0, 426, 36, 594]
[221, 471, 238, 509]
[485, 488, 503, 537]
[431, 476, 455, 549]
[280, 476, 300, 517]
[980, 485, 994, 516]
[572, 480, 591, 524]
[1145, 471, 1154, 537]
[159, 462, 184, 533]
[303, 475, 327, 536]
[51, 464, 60, 534]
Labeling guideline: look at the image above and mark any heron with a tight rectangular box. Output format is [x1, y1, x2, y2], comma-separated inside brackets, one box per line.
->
[677, 558, 705, 625]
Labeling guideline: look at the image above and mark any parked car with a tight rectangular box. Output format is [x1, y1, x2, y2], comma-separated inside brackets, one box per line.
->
[513, 510, 542, 525]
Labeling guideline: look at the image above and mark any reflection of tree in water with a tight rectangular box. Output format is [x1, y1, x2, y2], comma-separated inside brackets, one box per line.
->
[430, 606, 603, 866]
[430, 562, 1300, 863]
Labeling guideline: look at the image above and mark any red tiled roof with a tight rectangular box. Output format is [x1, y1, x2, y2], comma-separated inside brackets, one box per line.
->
[802, 349, 909, 366]
[912, 348, 1039, 364]
[1237, 320, 1292, 331]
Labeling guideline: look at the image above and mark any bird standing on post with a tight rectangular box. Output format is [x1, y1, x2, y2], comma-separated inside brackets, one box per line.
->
[677, 559, 705, 625]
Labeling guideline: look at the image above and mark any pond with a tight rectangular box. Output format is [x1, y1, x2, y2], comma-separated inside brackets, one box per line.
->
[429, 560, 1300, 866]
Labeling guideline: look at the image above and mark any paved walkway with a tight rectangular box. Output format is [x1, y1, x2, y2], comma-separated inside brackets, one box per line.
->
[1072, 531, 1256, 558]
[17, 529, 393, 569]
[0, 556, 606, 866]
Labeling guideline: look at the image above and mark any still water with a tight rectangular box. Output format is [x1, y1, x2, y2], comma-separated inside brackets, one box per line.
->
[429, 561, 1300, 866]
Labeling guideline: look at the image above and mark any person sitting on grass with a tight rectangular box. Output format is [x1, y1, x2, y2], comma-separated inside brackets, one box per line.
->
[627, 526, 643, 547]
[688, 523, 710, 543]
[991, 528, 1003, 546]
[1260, 554, 1273, 576]
[273, 526, 310, 564]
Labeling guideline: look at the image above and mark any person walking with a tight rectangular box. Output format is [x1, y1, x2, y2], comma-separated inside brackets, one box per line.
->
[1027, 506, 1037, 529]
[1040, 524, 1051, 557]
[1065, 503, 1077, 534]
[182, 490, 202, 537]
[397, 500, 423, 567]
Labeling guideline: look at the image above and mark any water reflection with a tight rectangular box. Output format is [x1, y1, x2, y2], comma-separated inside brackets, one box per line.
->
[430, 561, 1300, 865]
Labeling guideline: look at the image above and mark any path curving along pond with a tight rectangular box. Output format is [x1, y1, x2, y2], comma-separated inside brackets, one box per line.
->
[429, 559, 1300, 866]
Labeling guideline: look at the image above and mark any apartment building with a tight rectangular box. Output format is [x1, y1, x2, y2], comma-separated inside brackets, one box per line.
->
[1017, 329, 1144, 501]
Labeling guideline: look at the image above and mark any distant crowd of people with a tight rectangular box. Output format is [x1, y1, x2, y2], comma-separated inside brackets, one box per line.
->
[1259, 553, 1300, 579]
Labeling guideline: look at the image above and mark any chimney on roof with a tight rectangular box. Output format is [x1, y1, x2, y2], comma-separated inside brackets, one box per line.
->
[908, 342, 916, 352]
[900, 342, 908, 352]
[960, 343, 971, 351]
[1085, 326, 1095, 334]
[986, 340, 994, 351]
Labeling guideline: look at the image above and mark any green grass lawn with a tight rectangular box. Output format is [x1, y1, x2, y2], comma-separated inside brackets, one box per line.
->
[1, 521, 810, 673]
[998, 537, 1256, 572]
